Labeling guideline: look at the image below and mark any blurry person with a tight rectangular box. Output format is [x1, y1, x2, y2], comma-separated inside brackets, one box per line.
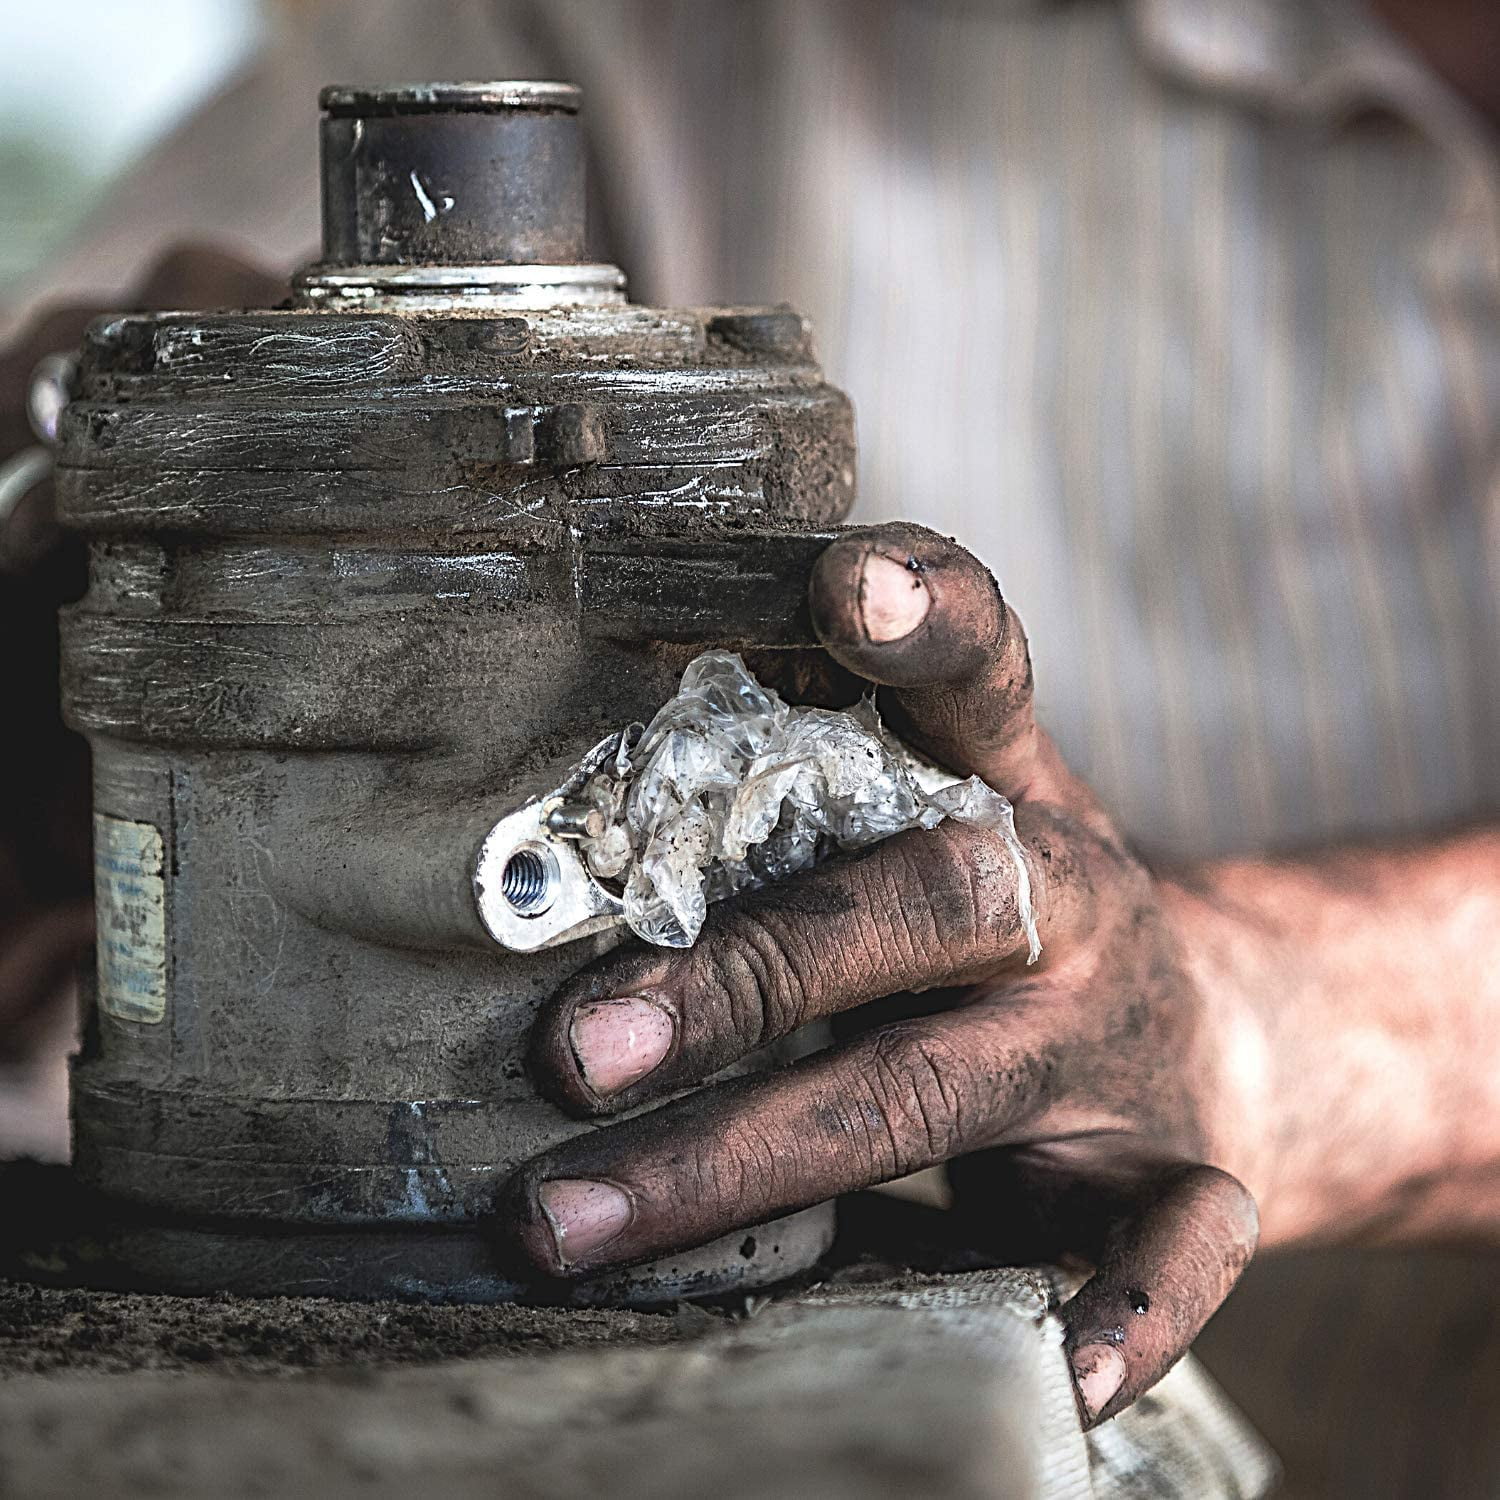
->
[3, 0, 1498, 1489]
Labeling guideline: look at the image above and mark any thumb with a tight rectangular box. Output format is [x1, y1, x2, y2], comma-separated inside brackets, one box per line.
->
[808, 525, 1052, 801]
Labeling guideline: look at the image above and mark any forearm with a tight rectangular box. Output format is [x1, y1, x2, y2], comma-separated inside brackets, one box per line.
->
[1165, 826, 1500, 1248]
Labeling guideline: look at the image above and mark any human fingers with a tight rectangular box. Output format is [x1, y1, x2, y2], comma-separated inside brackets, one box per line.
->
[808, 525, 1060, 801]
[506, 1004, 1061, 1278]
[1059, 1164, 1259, 1427]
[530, 810, 1085, 1117]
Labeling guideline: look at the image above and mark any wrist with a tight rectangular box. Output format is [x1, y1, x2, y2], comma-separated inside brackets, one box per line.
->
[1162, 838, 1500, 1249]
[1156, 869, 1286, 1233]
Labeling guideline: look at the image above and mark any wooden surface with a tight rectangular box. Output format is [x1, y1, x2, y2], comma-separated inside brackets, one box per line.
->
[1197, 1247, 1500, 1498]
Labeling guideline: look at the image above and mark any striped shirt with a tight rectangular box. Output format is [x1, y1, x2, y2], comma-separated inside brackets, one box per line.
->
[7, 1, 1499, 1493]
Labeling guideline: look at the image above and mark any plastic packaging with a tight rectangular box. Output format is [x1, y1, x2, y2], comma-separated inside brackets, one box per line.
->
[571, 651, 1041, 959]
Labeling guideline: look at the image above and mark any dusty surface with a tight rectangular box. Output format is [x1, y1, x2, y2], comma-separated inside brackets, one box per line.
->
[0, 1277, 696, 1379]
[0, 1278, 1057, 1500]
[0, 1271, 1278, 1500]
[0, 1181, 938, 1383]
[0, 1207, 1278, 1499]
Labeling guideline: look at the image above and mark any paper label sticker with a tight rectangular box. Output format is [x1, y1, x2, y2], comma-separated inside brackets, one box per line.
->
[94, 813, 168, 1024]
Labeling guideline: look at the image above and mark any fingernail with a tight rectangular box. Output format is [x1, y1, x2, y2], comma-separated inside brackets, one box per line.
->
[537, 1179, 633, 1265]
[1072, 1344, 1127, 1423]
[570, 997, 675, 1096]
[859, 553, 930, 642]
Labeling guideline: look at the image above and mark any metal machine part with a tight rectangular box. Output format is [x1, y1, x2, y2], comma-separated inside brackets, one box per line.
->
[475, 731, 634, 954]
[0, 352, 75, 528]
[473, 652, 1040, 959]
[54, 82, 856, 1303]
[297, 82, 624, 311]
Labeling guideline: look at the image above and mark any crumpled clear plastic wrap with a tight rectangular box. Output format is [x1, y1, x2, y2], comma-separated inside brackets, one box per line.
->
[570, 651, 1041, 959]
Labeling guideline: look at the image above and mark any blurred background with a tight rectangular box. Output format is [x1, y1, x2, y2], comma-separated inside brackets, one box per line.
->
[0, 1, 267, 297]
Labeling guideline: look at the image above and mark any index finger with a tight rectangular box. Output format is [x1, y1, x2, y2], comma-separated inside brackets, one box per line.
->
[529, 813, 1081, 1118]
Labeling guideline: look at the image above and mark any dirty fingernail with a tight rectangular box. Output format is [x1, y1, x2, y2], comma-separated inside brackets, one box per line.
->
[1072, 1344, 1127, 1423]
[571, 997, 675, 1096]
[538, 1179, 633, 1265]
[860, 553, 930, 642]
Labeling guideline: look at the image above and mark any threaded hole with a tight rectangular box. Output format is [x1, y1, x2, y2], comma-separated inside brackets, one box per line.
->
[501, 846, 557, 917]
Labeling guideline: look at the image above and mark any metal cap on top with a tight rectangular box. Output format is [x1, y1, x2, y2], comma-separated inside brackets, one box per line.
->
[318, 81, 587, 268]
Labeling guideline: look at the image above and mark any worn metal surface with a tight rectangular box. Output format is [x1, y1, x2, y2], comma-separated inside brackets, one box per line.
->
[318, 81, 588, 268]
[53, 82, 854, 1301]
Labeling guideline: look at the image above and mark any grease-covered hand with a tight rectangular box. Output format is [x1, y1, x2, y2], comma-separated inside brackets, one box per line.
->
[502, 524, 1259, 1426]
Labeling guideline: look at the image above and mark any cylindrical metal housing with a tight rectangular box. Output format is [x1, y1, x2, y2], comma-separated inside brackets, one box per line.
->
[319, 82, 588, 267]
[51, 83, 856, 1303]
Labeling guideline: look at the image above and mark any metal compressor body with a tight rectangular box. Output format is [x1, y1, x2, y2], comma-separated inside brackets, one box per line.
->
[53, 83, 853, 1302]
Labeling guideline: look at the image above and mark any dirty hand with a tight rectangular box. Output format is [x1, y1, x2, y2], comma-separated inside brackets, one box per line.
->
[505, 524, 1260, 1426]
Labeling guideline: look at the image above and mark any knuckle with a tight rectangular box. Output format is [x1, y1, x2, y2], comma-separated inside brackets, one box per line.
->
[694, 911, 813, 1052]
[691, 1131, 754, 1205]
[843, 850, 930, 976]
[696, 1114, 796, 1210]
[883, 832, 983, 961]
[1184, 1164, 1261, 1259]
[906, 822, 1024, 960]
[859, 1025, 978, 1174]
